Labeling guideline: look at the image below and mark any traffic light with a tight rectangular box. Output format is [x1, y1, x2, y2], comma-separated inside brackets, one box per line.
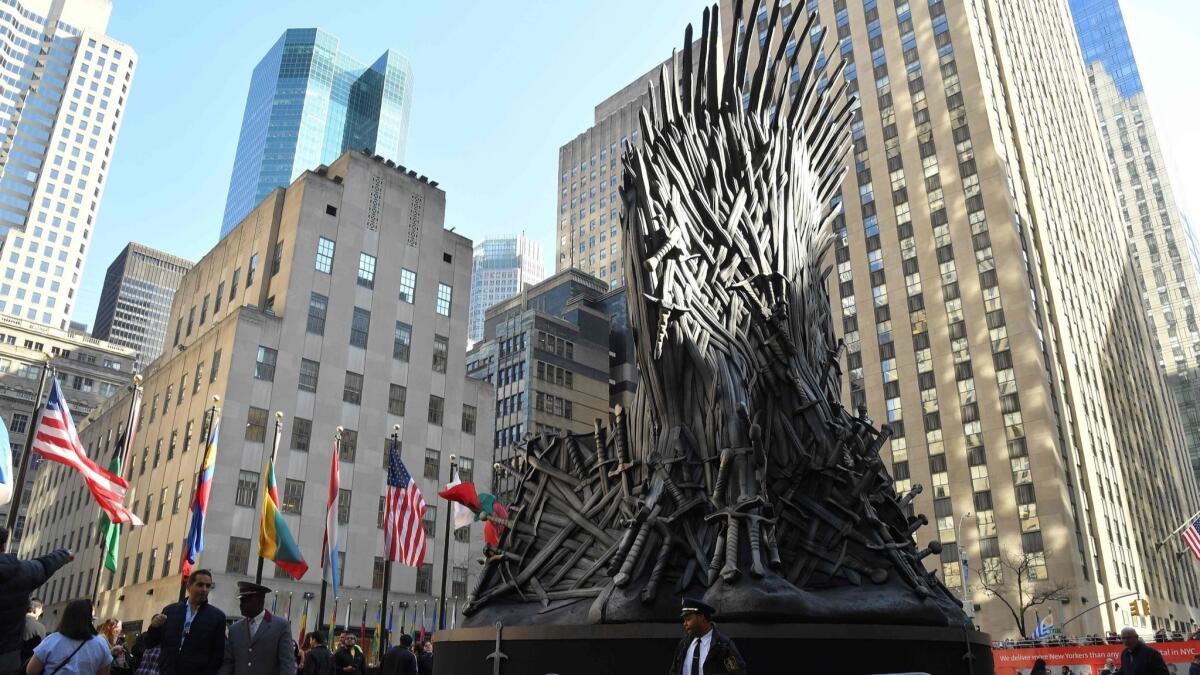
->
[1131, 600, 1140, 616]
[1130, 599, 1150, 616]
[1141, 599, 1150, 615]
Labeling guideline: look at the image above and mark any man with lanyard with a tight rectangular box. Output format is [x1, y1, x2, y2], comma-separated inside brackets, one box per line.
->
[159, 569, 226, 675]
[669, 598, 747, 675]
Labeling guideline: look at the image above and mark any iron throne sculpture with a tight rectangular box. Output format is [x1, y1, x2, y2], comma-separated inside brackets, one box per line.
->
[464, 1, 968, 628]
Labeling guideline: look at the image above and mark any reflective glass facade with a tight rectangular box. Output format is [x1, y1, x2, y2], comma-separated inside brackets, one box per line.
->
[221, 28, 412, 237]
[1070, 0, 1200, 483]
[468, 235, 544, 343]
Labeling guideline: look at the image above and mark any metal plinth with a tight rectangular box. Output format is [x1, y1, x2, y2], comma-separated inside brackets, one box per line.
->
[435, 622, 994, 675]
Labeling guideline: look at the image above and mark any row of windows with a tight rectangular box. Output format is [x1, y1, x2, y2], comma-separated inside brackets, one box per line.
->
[315, 237, 451, 317]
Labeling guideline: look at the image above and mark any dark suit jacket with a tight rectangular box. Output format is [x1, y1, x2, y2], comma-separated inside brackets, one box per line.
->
[302, 645, 335, 675]
[669, 629, 747, 675]
[380, 646, 417, 675]
[218, 611, 295, 675]
[158, 600, 227, 675]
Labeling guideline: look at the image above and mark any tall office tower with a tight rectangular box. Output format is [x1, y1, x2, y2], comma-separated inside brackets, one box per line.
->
[92, 242, 193, 370]
[0, 315, 134, 543]
[466, 269, 612, 499]
[0, 0, 136, 330]
[713, 0, 1200, 637]
[20, 150, 493, 626]
[1070, 0, 1200, 482]
[221, 28, 413, 237]
[467, 234, 545, 344]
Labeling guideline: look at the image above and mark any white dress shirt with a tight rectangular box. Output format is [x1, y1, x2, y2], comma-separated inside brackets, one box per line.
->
[683, 629, 714, 675]
[246, 610, 267, 639]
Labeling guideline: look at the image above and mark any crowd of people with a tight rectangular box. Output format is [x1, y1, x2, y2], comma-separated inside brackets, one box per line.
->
[0, 527, 435, 675]
[994, 629, 1200, 649]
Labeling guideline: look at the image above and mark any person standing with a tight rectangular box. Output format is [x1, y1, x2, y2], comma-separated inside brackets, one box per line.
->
[130, 617, 163, 675]
[97, 621, 130, 675]
[379, 635, 416, 675]
[333, 634, 364, 675]
[1030, 659, 1048, 675]
[21, 599, 45, 667]
[416, 641, 431, 675]
[1100, 657, 1119, 675]
[217, 582, 295, 675]
[1188, 653, 1200, 675]
[0, 526, 71, 674]
[24, 599, 111, 674]
[299, 633, 333, 675]
[158, 569, 225, 675]
[1121, 627, 1170, 675]
[669, 598, 746, 675]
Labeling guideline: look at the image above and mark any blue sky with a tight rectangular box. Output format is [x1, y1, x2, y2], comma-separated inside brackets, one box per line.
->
[73, 0, 1198, 329]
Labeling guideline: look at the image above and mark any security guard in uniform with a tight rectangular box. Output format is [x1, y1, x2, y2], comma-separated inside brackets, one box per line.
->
[217, 581, 296, 675]
[669, 597, 747, 675]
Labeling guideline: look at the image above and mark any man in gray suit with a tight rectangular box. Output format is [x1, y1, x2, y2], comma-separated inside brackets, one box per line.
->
[218, 581, 296, 675]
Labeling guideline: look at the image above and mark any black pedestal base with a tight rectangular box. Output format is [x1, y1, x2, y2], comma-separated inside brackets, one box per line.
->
[435, 622, 994, 675]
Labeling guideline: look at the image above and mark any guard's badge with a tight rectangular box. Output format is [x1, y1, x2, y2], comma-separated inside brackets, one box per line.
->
[725, 656, 740, 672]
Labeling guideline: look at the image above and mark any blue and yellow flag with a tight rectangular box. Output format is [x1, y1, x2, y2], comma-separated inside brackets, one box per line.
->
[258, 457, 308, 579]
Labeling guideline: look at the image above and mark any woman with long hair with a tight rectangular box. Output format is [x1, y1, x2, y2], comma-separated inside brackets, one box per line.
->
[95, 621, 130, 675]
[25, 599, 111, 674]
[1031, 658, 1049, 675]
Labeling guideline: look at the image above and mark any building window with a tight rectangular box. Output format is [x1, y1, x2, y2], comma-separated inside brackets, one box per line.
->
[416, 564, 433, 594]
[389, 384, 407, 416]
[193, 362, 203, 394]
[373, 556, 386, 589]
[215, 282, 225, 312]
[423, 505, 438, 536]
[236, 471, 259, 507]
[350, 307, 370, 348]
[340, 429, 357, 462]
[282, 479, 304, 514]
[377, 496, 386, 529]
[226, 536, 250, 575]
[462, 405, 476, 434]
[157, 487, 167, 520]
[452, 566, 468, 598]
[337, 488, 351, 524]
[436, 283, 452, 316]
[343, 371, 363, 405]
[357, 253, 376, 289]
[162, 543, 174, 579]
[173, 480, 183, 513]
[246, 406, 267, 442]
[307, 293, 328, 334]
[299, 359, 320, 392]
[428, 395, 444, 426]
[291, 417, 311, 451]
[210, 349, 222, 383]
[393, 322, 412, 361]
[9, 413, 28, 434]
[424, 448, 441, 481]
[246, 254, 258, 287]
[399, 268, 416, 303]
[433, 335, 448, 373]
[254, 346, 277, 381]
[459, 457, 474, 483]
[316, 237, 335, 273]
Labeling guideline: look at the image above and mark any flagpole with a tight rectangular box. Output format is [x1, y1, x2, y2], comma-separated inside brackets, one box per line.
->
[437, 454, 457, 630]
[255, 411, 284, 584]
[181, 399, 220, 601]
[379, 427, 399, 653]
[1156, 507, 1200, 549]
[4, 358, 52, 538]
[90, 375, 143, 606]
[319, 428, 342, 635]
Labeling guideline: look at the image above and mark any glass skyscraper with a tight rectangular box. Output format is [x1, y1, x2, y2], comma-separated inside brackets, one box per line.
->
[1070, 0, 1200, 481]
[92, 242, 192, 370]
[221, 28, 413, 237]
[468, 235, 545, 343]
[0, 0, 136, 330]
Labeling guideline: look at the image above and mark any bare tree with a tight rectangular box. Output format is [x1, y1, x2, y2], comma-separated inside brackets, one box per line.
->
[976, 549, 1074, 637]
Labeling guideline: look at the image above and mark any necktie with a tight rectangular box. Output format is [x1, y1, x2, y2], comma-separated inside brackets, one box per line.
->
[691, 637, 702, 675]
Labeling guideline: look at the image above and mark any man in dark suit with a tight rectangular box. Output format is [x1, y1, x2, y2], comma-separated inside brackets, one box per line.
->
[159, 569, 226, 675]
[669, 598, 747, 675]
[218, 581, 296, 675]
[380, 634, 417, 675]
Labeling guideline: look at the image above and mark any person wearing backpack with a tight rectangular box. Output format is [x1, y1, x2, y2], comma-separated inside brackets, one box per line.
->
[24, 599, 111, 674]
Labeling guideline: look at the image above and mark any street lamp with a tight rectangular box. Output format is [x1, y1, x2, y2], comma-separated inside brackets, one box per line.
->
[956, 511, 976, 619]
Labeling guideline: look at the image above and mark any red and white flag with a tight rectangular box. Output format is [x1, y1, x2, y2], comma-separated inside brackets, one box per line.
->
[1183, 517, 1200, 561]
[32, 380, 141, 526]
[321, 438, 341, 595]
[383, 441, 426, 566]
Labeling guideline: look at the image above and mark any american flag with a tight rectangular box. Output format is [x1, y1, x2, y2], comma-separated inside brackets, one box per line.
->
[383, 441, 426, 566]
[1183, 518, 1200, 561]
[32, 380, 141, 526]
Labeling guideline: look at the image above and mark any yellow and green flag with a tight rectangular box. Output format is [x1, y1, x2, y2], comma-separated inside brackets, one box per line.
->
[258, 457, 308, 579]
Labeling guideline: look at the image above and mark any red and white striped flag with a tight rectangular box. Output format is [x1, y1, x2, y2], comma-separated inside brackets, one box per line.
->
[1183, 517, 1200, 561]
[32, 380, 141, 526]
[383, 441, 426, 566]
